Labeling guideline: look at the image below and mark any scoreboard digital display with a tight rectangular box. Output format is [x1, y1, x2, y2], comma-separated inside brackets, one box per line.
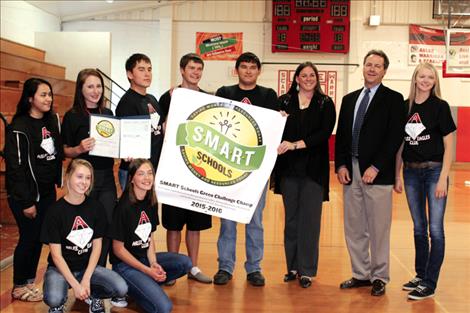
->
[272, 0, 350, 53]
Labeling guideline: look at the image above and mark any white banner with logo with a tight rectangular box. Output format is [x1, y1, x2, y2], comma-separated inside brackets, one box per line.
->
[155, 88, 285, 223]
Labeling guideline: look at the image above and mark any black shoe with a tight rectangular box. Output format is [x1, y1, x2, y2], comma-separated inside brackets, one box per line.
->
[402, 277, 422, 291]
[213, 270, 232, 285]
[247, 271, 265, 286]
[339, 277, 372, 289]
[408, 285, 435, 300]
[283, 271, 298, 282]
[371, 279, 386, 296]
[299, 276, 312, 288]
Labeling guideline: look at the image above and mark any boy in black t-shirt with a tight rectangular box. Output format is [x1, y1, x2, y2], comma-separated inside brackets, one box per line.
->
[213, 52, 278, 287]
[159, 53, 212, 285]
[115, 53, 165, 190]
[41, 159, 127, 313]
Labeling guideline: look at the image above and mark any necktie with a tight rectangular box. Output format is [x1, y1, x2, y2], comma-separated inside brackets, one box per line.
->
[351, 88, 370, 157]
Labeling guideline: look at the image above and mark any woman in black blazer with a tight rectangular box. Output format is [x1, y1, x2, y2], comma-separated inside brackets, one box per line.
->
[274, 62, 336, 288]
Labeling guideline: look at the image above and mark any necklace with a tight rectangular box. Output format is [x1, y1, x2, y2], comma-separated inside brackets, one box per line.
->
[298, 93, 312, 110]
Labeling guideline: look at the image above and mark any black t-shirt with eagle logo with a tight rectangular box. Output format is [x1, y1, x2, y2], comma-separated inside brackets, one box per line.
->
[109, 192, 158, 265]
[40, 197, 106, 271]
[403, 95, 456, 162]
[215, 85, 279, 111]
[28, 115, 58, 195]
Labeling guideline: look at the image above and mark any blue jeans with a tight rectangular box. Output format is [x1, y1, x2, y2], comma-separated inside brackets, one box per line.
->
[118, 169, 128, 192]
[43, 265, 127, 310]
[217, 183, 267, 274]
[404, 166, 447, 291]
[113, 252, 192, 313]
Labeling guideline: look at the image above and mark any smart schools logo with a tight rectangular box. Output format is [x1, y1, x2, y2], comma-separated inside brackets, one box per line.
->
[176, 102, 265, 186]
[96, 120, 115, 138]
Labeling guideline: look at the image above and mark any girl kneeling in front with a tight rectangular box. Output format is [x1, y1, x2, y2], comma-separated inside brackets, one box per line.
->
[41, 159, 127, 313]
[110, 159, 192, 313]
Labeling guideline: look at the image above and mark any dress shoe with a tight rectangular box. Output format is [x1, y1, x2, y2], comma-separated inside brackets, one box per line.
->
[340, 277, 372, 289]
[299, 276, 312, 288]
[371, 279, 386, 296]
[283, 271, 298, 282]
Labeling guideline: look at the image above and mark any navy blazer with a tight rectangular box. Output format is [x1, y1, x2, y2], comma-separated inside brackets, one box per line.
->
[334, 84, 407, 185]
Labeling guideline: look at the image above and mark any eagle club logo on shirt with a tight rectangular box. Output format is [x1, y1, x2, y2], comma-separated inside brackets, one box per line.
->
[240, 97, 252, 105]
[39, 126, 56, 156]
[134, 211, 152, 245]
[66, 216, 94, 250]
[405, 113, 430, 145]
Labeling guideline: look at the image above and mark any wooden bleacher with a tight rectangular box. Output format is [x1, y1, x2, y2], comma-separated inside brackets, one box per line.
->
[0, 37, 75, 224]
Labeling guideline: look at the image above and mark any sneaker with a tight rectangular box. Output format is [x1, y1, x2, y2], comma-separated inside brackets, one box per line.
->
[402, 277, 422, 291]
[213, 270, 232, 285]
[408, 285, 435, 300]
[188, 271, 213, 284]
[247, 271, 265, 287]
[89, 298, 105, 313]
[110, 296, 128, 307]
[48, 305, 64, 313]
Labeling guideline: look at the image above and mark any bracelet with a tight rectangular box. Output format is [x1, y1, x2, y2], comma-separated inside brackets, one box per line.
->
[293, 142, 297, 150]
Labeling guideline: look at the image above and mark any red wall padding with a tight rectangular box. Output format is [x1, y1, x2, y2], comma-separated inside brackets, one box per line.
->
[456, 107, 470, 162]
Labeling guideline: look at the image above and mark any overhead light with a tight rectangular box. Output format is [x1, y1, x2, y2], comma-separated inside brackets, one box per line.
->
[106, 0, 114, 3]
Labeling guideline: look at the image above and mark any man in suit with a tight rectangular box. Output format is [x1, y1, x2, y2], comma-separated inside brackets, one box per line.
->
[335, 50, 406, 296]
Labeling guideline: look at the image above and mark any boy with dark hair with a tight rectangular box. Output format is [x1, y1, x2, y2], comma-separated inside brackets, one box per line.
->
[213, 52, 278, 287]
[158, 53, 212, 284]
[159, 53, 205, 116]
[115, 53, 165, 190]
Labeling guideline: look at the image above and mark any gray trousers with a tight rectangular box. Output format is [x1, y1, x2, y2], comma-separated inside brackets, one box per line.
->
[343, 158, 393, 283]
[280, 176, 323, 277]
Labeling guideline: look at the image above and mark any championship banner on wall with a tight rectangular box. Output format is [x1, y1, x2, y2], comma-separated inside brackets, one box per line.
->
[409, 24, 446, 65]
[409, 24, 470, 66]
[196, 32, 243, 60]
[155, 88, 286, 224]
[278, 69, 337, 104]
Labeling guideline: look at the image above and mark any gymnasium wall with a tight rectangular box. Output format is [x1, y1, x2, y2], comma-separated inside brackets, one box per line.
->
[1, 0, 468, 160]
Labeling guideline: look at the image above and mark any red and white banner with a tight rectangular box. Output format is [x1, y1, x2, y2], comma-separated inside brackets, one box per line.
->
[409, 24, 470, 66]
[278, 69, 337, 104]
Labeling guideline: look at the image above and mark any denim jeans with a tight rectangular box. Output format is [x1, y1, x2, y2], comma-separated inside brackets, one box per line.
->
[404, 166, 447, 291]
[113, 252, 192, 313]
[8, 191, 56, 286]
[43, 265, 128, 310]
[217, 183, 267, 274]
[118, 169, 128, 192]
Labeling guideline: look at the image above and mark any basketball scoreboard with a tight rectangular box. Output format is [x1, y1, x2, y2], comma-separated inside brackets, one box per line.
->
[272, 0, 350, 53]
